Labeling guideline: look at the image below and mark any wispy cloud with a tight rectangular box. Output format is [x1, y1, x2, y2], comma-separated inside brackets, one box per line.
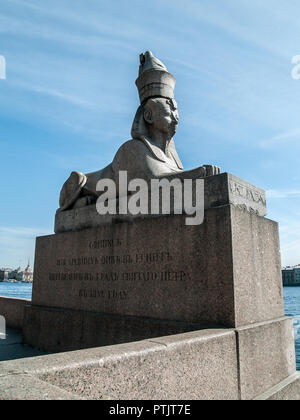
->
[14, 81, 98, 109]
[0, 1, 155, 50]
[260, 128, 300, 149]
[173, 0, 300, 59]
[267, 189, 300, 199]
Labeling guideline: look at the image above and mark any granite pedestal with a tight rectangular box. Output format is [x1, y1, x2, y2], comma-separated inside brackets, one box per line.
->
[20, 173, 299, 399]
[24, 173, 282, 349]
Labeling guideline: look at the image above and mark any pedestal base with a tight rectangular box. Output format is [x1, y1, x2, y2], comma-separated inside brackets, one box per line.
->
[22, 303, 203, 353]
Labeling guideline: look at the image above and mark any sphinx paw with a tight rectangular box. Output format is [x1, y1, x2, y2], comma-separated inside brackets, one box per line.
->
[202, 165, 221, 177]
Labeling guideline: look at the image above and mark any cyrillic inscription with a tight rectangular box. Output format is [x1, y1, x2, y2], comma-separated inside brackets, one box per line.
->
[51, 243, 188, 302]
[49, 270, 190, 282]
[79, 289, 128, 300]
[56, 251, 173, 267]
[230, 181, 266, 206]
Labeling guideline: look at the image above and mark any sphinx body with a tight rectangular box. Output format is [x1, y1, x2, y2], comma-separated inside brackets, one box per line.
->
[58, 52, 220, 212]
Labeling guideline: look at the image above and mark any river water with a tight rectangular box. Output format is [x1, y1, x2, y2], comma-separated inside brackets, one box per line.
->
[0, 282, 299, 369]
[0, 282, 32, 300]
[283, 287, 300, 371]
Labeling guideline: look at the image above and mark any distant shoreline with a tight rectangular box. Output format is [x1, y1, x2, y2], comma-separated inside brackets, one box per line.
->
[0, 280, 32, 284]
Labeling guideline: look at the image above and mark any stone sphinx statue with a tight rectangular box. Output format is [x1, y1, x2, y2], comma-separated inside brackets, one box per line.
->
[58, 51, 220, 212]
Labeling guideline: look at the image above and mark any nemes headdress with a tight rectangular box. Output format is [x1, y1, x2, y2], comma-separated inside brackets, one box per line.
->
[135, 51, 176, 104]
[131, 51, 183, 171]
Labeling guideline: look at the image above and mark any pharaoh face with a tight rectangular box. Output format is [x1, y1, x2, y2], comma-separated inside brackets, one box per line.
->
[144, 98, 179, 139]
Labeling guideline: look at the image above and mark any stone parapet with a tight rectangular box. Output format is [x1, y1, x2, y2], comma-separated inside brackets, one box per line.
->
[0, 297, 29, 330]
[2, 320, 299, 400]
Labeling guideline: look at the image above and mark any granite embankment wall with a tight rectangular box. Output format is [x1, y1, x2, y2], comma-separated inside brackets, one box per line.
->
[0, 296, 29, 329]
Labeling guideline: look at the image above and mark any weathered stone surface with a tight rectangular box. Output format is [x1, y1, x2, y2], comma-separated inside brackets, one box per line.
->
[237, 317, 296, 400]
[231, 204, 284, 326]
[55, 172, 267, 233]
[39, 329, 239, 400]
[36, 208, 235, 327]
[0, 373, 83, 400]
[3, 325, 299, 400]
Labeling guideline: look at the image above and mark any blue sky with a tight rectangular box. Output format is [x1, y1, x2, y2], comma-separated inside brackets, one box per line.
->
[1, 0, 300, 268]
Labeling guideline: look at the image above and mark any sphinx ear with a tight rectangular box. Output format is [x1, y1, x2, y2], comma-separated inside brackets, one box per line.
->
[143, 108, 153, 124]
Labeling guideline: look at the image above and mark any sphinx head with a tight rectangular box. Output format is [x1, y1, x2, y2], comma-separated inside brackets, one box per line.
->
[131, 97, 179, 142]
[132, 51, 179, 143]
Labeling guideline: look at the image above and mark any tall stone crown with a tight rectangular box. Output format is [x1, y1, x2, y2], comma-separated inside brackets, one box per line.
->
[135, 51, 176, 105]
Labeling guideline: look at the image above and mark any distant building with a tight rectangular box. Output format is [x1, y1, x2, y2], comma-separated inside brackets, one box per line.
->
[3, 262, 33, 283]
[19, 262, 33, 283]
[0, 269, 12, 282]
[8, 267, 22, 281]
[282, 265, 300, 286]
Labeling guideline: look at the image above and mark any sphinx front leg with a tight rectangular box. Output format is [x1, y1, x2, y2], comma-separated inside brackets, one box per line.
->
[72, 191, 97, 209]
